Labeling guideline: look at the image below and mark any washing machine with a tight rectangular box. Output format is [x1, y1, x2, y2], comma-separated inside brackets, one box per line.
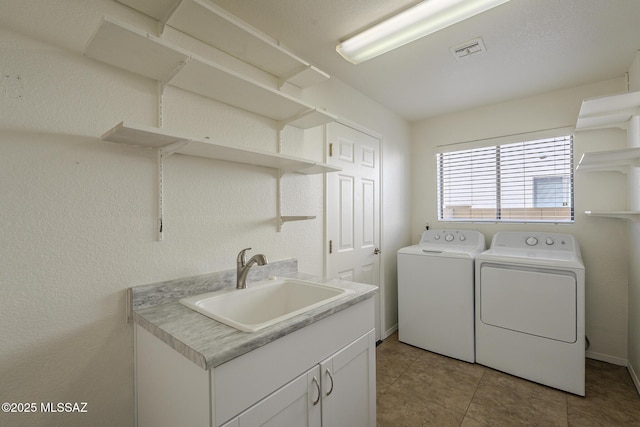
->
[398, 229, 486, 363]
[475, 231, 585, 395]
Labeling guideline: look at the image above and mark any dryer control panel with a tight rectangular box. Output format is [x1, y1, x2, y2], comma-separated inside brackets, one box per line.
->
[491, 231, 578, 252]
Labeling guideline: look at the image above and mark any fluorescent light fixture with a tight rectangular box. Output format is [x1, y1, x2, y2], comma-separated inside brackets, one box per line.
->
[336, 0, 511, 64]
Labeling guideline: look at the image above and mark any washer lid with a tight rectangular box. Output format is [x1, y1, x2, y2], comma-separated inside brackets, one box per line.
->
[398, 244, 478, 258]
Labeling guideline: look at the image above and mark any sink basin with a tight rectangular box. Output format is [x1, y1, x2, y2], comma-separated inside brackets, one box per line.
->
[179, 278, 354, 332]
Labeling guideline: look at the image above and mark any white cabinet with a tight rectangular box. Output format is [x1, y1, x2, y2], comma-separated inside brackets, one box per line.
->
[135, 296, 375, 427]
[225, 331, 376, 427]
[223, 366, 321, 427]
[319, 331, 376, 427]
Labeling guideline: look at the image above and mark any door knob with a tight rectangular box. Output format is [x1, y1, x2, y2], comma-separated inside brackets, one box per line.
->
[374, 248, 381, 255]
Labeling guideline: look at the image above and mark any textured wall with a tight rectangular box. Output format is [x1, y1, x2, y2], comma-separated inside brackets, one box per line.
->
[0, 1, 411, 426]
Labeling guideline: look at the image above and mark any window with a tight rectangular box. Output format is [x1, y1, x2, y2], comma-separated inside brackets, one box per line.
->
[437, 135, 574, 222]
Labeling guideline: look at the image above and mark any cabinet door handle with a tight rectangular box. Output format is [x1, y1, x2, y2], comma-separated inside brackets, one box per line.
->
[311, 376, 321, 406]
[325, 368, 334, 396]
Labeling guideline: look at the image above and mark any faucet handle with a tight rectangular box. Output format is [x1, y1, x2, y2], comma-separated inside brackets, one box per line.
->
[237, 247, 252, 265]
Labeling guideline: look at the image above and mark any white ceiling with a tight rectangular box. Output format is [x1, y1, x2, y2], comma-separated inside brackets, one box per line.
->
[211, 0, 640, 122]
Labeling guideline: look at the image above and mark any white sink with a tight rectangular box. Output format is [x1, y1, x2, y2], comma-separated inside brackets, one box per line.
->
[180, 278, 354, 332]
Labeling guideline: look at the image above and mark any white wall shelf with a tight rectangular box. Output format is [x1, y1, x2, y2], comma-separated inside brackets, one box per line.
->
[578, 148, 640, 217]
[102, 122, 340, 174]
[87, 5, 337, 237]
[576, 147, 640, 173]
[102, 122, 339, 237]
[585, 211, 640, 221]
[117, 0, 329, 89]
[84, 17, 190, 84]
[576, 90, 640, 130]
[84, 17, 336, 129]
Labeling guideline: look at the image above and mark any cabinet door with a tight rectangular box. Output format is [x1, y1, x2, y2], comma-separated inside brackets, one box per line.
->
[320, 330, 376, 427]
[238, 365, 321, 427]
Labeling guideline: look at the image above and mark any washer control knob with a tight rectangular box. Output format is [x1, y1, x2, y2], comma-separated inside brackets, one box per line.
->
[545, 238, 555, 245]
[434, 234, 441, 240]
[459, 235, 466, 241]
[445, 234, 454, 242]
[525, 236, 538, 246]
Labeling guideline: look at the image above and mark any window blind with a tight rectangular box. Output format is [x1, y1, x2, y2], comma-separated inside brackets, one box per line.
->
[437, 135, 574, 222]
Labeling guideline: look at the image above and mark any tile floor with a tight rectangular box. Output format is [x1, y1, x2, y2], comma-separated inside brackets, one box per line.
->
[376, 333, 640, 426]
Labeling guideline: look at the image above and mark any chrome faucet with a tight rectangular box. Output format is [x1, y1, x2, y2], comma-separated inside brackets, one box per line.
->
[236, 247, 268, 289]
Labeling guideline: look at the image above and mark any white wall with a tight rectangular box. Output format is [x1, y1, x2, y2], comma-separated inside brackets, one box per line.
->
[411, 78, 630, 364]
[0, 1, 411, 426]
[627, 51, 640, 390]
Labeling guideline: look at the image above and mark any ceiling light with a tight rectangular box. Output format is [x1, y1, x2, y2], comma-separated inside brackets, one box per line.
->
[336, 0, 511, 64]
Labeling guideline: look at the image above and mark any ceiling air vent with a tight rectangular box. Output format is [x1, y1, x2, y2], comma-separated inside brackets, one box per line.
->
[449, 37, 486, 60]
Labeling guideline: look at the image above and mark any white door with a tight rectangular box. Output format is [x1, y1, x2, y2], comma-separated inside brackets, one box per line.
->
[326, 122, 382, 340]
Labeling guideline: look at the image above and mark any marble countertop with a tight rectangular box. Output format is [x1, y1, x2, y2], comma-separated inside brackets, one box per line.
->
[132, 272, 377, 370]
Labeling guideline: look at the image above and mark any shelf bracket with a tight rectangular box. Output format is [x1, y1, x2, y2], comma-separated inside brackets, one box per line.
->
[157, 149, 166, 241]
[278, 108, 315, 130]
[277, 126, 284, 154]
[156, 139, 193, 240]
[160, 139, 192, 156]
[278, 108, 336, 131]
[157, 0, 184, 36]
[277, 65, 310, 89]
[156, 55, 190, 128]
[280, 216, 317, 228]
[277, 170, 284, 232]
[162, 56, 192, 89]
[276, 169, 317, 231]
[157, 82, 164, 128]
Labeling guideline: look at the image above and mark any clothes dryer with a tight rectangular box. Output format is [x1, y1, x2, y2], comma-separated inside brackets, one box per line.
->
[398, 230, 485, 363]
[475, 231, 585, 395]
